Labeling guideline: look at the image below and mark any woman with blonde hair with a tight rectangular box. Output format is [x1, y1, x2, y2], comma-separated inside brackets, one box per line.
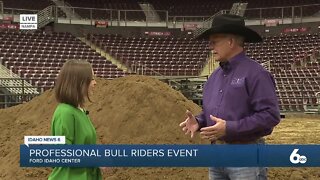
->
[48, 60, 102, 180]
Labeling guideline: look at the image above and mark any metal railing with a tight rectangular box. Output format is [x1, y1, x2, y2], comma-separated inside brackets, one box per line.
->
[261, 61, 271, 71]
[0, 78, 41, 108]
[230, 2, 248, 17]
[2, 3, 318, 27]
[168, 15, 211, 22]
[0, 63, 39, 94]
[55, 6, 169, 27]
[0, 77, 39, 94]
[292, 49, 320, 69]
[130, 61, 164, 76]
[192, 10, 227, 38]
[226, 3, 320, 25]
[3, 7, 38, 16]
[37, 5, 55, 29]
[0, 92, 39, 108]
[159, 75, 208, 106]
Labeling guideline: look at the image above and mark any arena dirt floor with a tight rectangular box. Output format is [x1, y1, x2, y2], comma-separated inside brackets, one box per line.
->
[0, 75, 319, 180]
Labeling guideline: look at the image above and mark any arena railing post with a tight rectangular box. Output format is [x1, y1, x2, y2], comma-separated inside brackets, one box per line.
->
[124, 10, 126, 26]
[90, 8, 93, 26]
[166, 10, 168, 28]
[109, 9, 112, 26]
[117, 10, 120, 26]
[291, 6, 294, 23]
[300, 6, 303, 23]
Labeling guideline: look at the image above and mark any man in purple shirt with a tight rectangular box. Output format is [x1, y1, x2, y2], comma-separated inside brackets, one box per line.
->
[179, 14, 280, 179]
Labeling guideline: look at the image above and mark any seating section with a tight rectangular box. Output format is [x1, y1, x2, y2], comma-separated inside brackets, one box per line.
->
[246, 34, 319, 71]
[87, 34, 208, 76]
[275, 70, 319, 111]
[0, 30, 128, 91]
[64, 0, 145, 20]
[246, 33, 320, 111]
[0, 29, 319, 112]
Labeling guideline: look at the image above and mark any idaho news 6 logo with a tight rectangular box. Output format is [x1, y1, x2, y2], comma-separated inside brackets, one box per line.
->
[20, 14, 37, 30]
[290, 149, 307, 164]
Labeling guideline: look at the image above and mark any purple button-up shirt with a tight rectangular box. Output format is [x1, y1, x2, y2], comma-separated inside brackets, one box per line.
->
[196, 51, 280, 143]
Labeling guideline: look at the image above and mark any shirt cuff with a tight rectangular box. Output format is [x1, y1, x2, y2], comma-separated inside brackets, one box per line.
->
[226, 120, 238, 137]
[195, 116, 206, 130]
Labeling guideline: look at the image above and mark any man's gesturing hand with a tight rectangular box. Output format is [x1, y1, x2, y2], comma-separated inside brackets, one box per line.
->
[179, 110, 199, 138]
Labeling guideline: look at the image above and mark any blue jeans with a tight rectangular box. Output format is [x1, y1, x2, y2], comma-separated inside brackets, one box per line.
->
[209, 167, 268, 180]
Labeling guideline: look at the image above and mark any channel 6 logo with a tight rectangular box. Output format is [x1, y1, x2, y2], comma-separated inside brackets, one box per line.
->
[290, 149, 307, 164]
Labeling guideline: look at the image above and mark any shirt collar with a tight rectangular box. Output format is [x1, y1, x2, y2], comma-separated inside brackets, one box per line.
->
[219, 51, 246, 72]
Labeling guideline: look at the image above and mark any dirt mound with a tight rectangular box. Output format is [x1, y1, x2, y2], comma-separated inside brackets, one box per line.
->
[0, 75, 206, 180]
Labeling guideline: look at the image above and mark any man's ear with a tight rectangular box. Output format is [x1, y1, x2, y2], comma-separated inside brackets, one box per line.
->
[228, 38, 233, 47]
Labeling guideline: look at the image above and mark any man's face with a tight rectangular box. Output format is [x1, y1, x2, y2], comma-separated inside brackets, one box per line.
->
[208, 34, 232, 62]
